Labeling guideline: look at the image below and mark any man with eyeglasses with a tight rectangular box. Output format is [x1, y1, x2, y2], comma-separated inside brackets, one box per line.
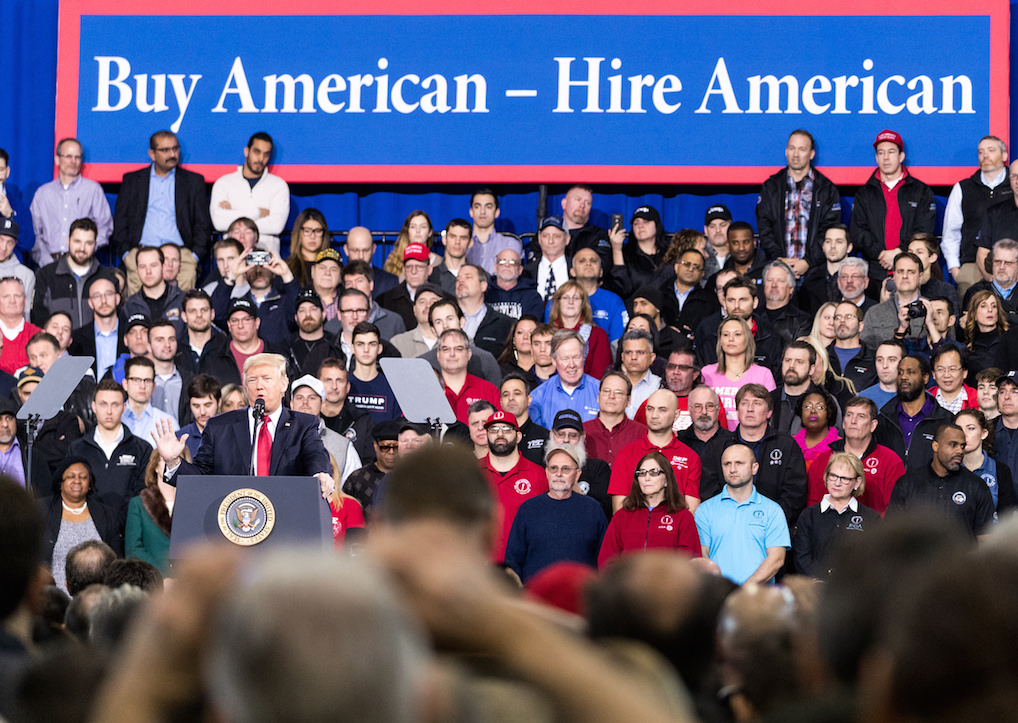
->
[608, 389, 701, 514]
[677, 385, 734, 458]
[121, 356, 177, 444]
[929, 345, 976, 414]
[0, 277, 40, 375]
[962, 238, 1018, 326]
[618, 329, 660, 419]
[437, 328, 499, 424]
[993, 374, 1018, 490]
[377, 243, 434, 330]
[70, 271, 127, 379]
[209, 132, 290, 256]
[569, 248, 627, 342]
[479, 410, 549, 562]
[204, 298, 284, 387]
[800, 225, 854, 315]
[112, 130, 211, 293]
[828, 301, 877, 393]
[667, 248, 714, 339]
[486, 247, 543, 321]
[30, 138, 113, 267]
[694, 443, 790, 585]
[887, 423, 994, 540]
[584, 371, 646, 465]
[430, 218, 472, 296]
[549, 409, 612, 519]
[340, 260, 406, 341]
[504, 441, 607, 583]
[35, 218, 105, 330]
[806, 396, 904, 515]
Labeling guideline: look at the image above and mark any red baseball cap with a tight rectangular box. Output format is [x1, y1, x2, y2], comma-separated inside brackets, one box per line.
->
[873, 129, 903, 150]
[403, 243, 430, 263]
[483, 410, 519, 431]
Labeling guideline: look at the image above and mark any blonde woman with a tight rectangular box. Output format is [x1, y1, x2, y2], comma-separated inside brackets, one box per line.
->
[808, 301, 839, 351]
[701, 316, 775, 428]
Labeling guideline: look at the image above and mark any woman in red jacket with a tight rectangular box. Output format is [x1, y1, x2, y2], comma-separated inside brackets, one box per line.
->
[598, 451, 701, 568]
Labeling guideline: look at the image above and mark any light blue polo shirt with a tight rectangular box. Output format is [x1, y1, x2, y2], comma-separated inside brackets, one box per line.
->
[694, 486, 790, 585]
[529, 373, 600, 428]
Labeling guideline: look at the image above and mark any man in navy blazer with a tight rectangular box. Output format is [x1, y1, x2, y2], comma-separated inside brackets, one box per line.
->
[153, 352, 336, 498]
[111, 130, 212, 292]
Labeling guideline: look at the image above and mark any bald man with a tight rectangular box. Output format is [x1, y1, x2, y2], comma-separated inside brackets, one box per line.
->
[343, 226, 397, 298]
[607, 389, 701, 513]
[694, 444, 790, 585]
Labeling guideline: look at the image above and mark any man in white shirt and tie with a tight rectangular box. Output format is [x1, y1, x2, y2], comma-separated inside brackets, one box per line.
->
[525, 216, 570, 302]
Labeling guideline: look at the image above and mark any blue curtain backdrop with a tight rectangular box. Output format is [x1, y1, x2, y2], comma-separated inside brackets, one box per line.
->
[4, 0, 1014, 265]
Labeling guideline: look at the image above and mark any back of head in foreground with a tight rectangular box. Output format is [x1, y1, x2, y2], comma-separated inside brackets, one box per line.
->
[207, 550, 430, 723]
[376, 442, 497, 553]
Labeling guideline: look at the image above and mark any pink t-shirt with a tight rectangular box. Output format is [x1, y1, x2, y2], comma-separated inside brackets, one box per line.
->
[700, 364, 776, 429]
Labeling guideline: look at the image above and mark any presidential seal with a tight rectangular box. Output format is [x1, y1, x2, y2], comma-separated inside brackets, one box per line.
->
[219, 488, 276, 546]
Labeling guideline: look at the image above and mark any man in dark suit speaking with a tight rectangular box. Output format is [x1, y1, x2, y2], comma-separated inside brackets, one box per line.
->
[152, 353, 337, 498]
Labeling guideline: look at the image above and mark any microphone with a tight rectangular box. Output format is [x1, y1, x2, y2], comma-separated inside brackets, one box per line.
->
[250, 398, 266, 477]
[252, 398, 266, 422]
[885, 278, 897, 294]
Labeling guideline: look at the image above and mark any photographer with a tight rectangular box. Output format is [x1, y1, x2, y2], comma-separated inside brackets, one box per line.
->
[861, 252, 946, 357]
[211, 246, 299, 348]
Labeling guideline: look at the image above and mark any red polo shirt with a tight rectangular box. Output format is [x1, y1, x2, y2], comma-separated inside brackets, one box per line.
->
[583, 415, 647, 464]
[634, 395, 731, 431]
[480, 453, 549, 562]
[608, 435, 702, 499]
[445, 373, 500, 424]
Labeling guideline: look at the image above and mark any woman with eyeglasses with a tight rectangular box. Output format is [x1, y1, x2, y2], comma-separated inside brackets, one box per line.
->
[548, 281, 611, 379]
[793, 388, 840, 472]
[791, 452, 880, 579]
[286, 208, 332, 288]
[597, 451, 701, 568]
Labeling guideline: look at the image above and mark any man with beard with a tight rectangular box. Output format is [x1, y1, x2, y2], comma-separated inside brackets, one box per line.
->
[608, 389, 701, 513]
[479, 411, 549, 562]
[887, 423, 994, 538]
[548, 409, 612, 519]
[720, 222, 767, 281]
[771, 341, 827, 435]
[288, 289, 342, 378]
[677, 385, 734, 458]
[633, 347, 721, 431]
[504, 441, 607, 583]
[33, 217, 104, 329]
[70, 272, 127, 379]
[875, 354, 951, 467]
[703, 204, 732, 278]
[213, 248, 298, 348]
[694, 443, 789, 585]
[828, 301, 877, 392]
[560, 184, 612, 266]
[209, 132, 290, 255]
[499, 373, 547, 466]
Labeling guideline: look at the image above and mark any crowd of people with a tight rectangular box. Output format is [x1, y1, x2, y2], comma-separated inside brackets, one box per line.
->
[0, 124, 1017, 721]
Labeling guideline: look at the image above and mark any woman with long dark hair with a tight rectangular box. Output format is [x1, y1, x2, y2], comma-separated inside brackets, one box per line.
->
[597, 451, 701, 567]
[286, 208, 332, 288]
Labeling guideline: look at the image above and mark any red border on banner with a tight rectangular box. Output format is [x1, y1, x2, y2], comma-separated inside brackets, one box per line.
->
[56, 0, 1009, 185]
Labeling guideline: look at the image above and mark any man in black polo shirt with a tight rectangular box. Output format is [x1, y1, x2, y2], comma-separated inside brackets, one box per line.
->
[887, 423, 994, 539]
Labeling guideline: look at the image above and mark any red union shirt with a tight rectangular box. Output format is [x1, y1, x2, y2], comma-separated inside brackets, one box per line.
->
[608, 435, 702, 500]
[444, 373, 500, 424]
[480, 453, 549, 561]
[807, 443, 905, 515]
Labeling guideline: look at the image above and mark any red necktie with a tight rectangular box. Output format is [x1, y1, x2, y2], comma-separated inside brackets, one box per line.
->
[256, 417, 272, 476]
